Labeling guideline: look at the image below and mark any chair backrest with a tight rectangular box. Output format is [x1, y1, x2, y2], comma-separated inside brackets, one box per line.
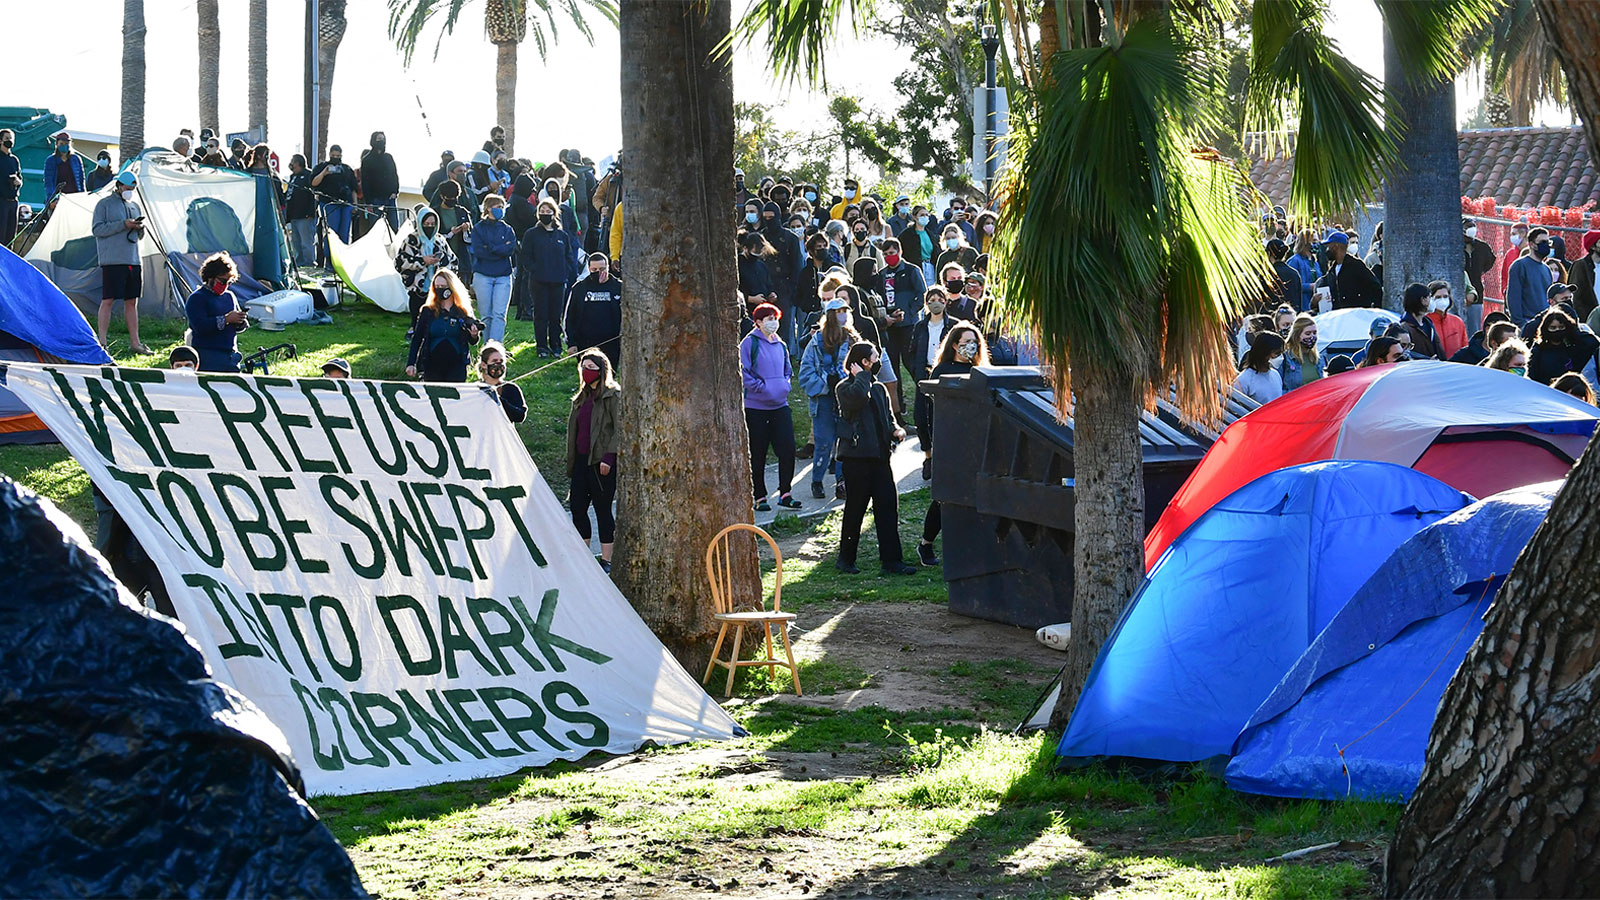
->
[705, 523, 783, 615]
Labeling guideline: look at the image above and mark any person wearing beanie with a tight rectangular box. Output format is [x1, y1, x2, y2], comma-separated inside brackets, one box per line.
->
[1312, 231, 1381, 309]
[742, 303, 803, 512]
[1568, 229, 1600, 322]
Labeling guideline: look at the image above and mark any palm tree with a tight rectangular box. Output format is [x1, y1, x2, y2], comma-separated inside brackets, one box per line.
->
[386, 0, 617, 156]
[198, 0, 219, 134]
[249, 0, 269, 140]
[1471, 0, 1568, 127]
[120, 0, 146, 166]
[317, 0, 348, 158]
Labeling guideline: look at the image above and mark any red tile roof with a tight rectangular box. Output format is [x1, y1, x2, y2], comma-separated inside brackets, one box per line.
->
[1245, 126, 1600, 210]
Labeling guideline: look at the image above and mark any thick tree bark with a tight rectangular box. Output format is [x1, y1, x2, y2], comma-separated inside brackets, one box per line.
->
[494, 40, 517, 156]
[121, 0, 145, 167]
[1047, 364, 1145, 731]
[614, 0, 755, 675]
[1379, 15, 1464, 313]
[316, 0, 347, 159]
[1388, 8, 1600, 891]
[197, 0, 219, 134]
[248, 0, 268, 140]
[1385, 430, 1600, 897]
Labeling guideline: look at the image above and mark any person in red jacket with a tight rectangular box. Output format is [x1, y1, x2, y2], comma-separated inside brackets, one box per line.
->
[1499, 220, 1529, 300]
[1424, 280, 1468, 359]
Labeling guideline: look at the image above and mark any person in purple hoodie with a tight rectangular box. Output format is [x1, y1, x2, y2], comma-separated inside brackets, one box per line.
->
[742, 303, 804, 512]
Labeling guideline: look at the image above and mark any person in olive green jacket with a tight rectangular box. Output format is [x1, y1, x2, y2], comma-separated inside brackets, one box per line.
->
[566, 348, 622, 572]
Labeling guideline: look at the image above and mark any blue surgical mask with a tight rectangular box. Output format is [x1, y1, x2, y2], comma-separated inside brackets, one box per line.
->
[917, 215, 929, 227]
[746, 212, 758, 224]
[805, 191, 818, 203]
[490, 206, 505, 219]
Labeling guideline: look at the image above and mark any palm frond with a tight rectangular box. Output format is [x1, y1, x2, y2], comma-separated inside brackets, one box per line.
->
[727, 0, 877, 87]
[386, 0, 613, 64]
[388, 0, 469, 64]
[1245, 0, 1393, 218]
[1377, 0, 1503, 85]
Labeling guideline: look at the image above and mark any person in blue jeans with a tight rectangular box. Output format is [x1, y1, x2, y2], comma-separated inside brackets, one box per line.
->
[799, 297, 858, 500]
[311, 145, 357, 263]
[470, 193, 516, 343]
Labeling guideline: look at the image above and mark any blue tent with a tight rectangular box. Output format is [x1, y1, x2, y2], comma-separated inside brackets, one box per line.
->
[0, 244, 111, 443]
[1057, 461, 1474, 766]
[1225, 482, 1559, 800]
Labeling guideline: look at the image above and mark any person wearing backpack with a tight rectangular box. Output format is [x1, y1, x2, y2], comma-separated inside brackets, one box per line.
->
[799, 297, 858, 500]
[743, 304, 804, 512]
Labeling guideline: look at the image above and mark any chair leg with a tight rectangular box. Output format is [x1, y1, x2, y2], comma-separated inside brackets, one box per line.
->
[703, 623, 729, 686]
[764, 622, 778, 682]
[778, 623, 801, 697]
[724, 624, 744, 697]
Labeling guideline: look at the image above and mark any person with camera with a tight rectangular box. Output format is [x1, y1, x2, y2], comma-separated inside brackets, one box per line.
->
[834, 340, 915, 576]
[310, 144, 358, 249]
[407, 269, 481, 383]
[184, 252, 250, 372]
[92, 171, 152, 353]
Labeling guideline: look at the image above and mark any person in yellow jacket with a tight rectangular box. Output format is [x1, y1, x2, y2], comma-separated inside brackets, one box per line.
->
[609, 202, 623, 264]
[830, 178, 862, 221]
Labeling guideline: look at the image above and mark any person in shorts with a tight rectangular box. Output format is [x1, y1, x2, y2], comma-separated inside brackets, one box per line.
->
[91, 171, 151, 353]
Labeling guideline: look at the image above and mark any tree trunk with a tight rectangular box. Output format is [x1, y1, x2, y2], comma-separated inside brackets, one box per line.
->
[495, 40, 518, 156]
[248, 0, 268, 139]
[1047, 363, 1145, 731]
[614, 0, 754, 676]
[121, 0, 146, 167]
[316, 0, 347, 159]
[197, 0, 219, 134]
[1384, 429, 1600, 897]
[1387, 7, 1600, 891]
[1379, 16, 1463, 313]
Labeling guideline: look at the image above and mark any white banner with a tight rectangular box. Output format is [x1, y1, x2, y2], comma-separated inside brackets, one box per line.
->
[7, 365, 737, 795]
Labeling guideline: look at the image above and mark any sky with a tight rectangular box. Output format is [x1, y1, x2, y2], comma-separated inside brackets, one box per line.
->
[21, 0, 1559, 189]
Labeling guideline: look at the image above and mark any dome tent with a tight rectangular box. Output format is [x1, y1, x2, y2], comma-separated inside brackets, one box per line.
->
[0, 244, 111, 444]
[1224, 481, 1561, 800]
[1057, 461, 1474, 767]
[1144, 361, 1597, 570]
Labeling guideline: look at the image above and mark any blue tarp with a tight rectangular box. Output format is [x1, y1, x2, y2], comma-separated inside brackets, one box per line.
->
[1057, 460, 1475, 766]
[1225, 482, 1559, 800]
[0, 244, 110, 364]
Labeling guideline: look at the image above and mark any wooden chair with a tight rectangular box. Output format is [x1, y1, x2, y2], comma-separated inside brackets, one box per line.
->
[702, 523, 802, 697]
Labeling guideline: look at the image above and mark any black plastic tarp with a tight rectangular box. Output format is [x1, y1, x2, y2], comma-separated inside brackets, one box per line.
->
[0, 478, 369, 899]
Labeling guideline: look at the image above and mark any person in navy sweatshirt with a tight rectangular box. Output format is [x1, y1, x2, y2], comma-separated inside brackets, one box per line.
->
[469, 193, 517, 343]
[565, 252, 623, 370]
[184, 253, 250, 372]
[742, 303, 804, 512]
[519, 197, 578, 358]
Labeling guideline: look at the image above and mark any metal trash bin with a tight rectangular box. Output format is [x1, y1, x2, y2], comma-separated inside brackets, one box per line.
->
[925, 366, 1255, 628]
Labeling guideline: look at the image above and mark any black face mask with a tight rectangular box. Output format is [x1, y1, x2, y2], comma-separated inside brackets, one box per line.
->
[945, 280, 964, 293]
[373, 140, 386, 151]
[539, 213, 555, 225]
[486, 362, 505, 378]
[869, 360, 882, 375]
[437, 287, 451, 298]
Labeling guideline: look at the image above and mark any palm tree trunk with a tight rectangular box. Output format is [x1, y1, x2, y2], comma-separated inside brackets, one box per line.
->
[316, 0, 348, 158]
[248, 0, 268, 139]
[495, 40, 518, 155]
[1387, 7, 1600, 890]
[198, 0, 219, 133]
[615, 0, 755, 674]
[121, 0, 146, 166]
[1047, 363, 1144, 731]
[1379, 15, 1464, 312]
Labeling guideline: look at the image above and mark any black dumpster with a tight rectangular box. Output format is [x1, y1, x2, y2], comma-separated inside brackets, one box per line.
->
[925, 366, 1256, 628]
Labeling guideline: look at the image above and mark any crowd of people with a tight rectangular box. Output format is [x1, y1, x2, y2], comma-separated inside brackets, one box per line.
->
[1235, 212, 1600, 407]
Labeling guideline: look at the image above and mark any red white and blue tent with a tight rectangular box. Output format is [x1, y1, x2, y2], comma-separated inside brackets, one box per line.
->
[1144, 361, 1598, 569]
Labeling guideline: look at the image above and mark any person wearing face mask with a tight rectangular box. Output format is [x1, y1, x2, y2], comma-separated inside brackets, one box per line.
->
[407, 269, 481, 382]
[915, 323, 991, 566]
[800, 297, 859, 500]
[758, 201, 803, 344]
[1568, 230, 1600, 322]
[1422, 280, 1468, 358]
[86, 152, 116, 192]
[520, 198, 579, 357]
[845, 219, 885, 270]
[283, 154, 318, 267]
[796, 233, 834, 333]
[1395, 282, 1443, 360]
[1500, 220, 1529, 290]
[395, 207, 460, 329]
[43, 132, 84, 197]
[874, 238, 926, 402]
[1312, 231, 1380, 309]
[91, 171, 151, 353]
[911, 287, 954, 474]
[861, 201, 892, 244]
[973, 210, 998, 255]
[0, 129, 22, 246]
[566, 349, 622, 572]
[830, 179, 862, 221]
[566, 252, 624, 370]
[1527, 309, 1599, 386]
[887, 196, 913, 234]
[739, 231, 781, 323]
[1232, 331, 1285, 404]
[359, 131, 400, 232]
[895, 204, 938, 287]
[740, 199, 762, 235]
[742, 303, 804, 513]
[1484, 337, 1529, 377]
[184, 253, 250, 372]
[1462, 218, 1496, 329]
[935, 224, 978, 274]
[834, 341, 915, 576]
[1280, 314, 1322, 390]
[477, 342, 526, 423]
[734, 168, 751, 207]
[310, 144, 358, 250]
[1507, 226, 1555, 327]
[936, 264, 977, 321]
[470, 194, 517, 343]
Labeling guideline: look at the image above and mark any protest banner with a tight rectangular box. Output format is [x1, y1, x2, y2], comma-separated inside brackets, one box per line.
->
[7, 364, 739, 795]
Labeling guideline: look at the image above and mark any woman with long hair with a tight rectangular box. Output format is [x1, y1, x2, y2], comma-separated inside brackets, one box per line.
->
[935, 223, 979, 273]
[915, 322, 989, 567]
[1358, 335, 1406, 368]
[1527, 308, 1599, 385]
[395, 206, 460, 329]
[973, 210, 998, 255]
[566, 348, 622, 572]
[834, 340, 915, 575]
[1287, 229, 1322, 311]
[406, 268, 480, 382]
[1281, 313, 1322, 391]
[1551, 372, 1595, 404]
[477, 341, 525, 423]
[1233, 331, 1285, 403]
[799, 295, 860, 500]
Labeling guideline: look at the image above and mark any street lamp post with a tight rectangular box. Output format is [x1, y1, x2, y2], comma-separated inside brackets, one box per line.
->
[980, 24, 1000, 204]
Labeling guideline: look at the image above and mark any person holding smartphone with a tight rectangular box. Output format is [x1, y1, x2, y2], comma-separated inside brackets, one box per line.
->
[185, 252, 250, 372]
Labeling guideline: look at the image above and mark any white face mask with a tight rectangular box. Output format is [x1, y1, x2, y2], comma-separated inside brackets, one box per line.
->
[1466, 226, 1478, 239]
[1430, 297, 1451, 312]
[760, 318, 780, 336]
[1348, 242, 1360, 255]
[1268, 355, 1283, 369]
[1511, 232, 1525, 246]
